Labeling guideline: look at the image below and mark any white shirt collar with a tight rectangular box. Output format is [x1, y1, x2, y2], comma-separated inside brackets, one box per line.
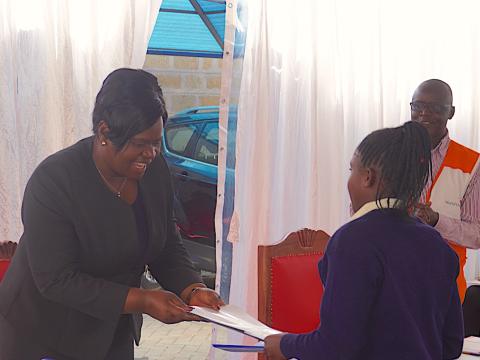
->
[433, 131, 450, 158]
[350, 198, 400, 221]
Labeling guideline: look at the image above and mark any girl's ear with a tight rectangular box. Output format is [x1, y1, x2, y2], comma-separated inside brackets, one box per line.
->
[364, 167, 378, 188]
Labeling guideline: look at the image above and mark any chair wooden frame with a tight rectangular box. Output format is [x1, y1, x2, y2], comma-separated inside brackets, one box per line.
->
[258, 228, 330, 327]
[0, 241, 17, 260]
[0, 241, 17, 282]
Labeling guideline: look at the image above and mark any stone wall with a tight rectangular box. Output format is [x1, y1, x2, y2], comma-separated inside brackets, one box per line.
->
[143, 55, 222, 115]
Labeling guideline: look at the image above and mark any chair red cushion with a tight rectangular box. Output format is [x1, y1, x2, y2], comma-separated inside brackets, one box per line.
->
[0, 260, 10, 282]
[270, 253, 323, 333]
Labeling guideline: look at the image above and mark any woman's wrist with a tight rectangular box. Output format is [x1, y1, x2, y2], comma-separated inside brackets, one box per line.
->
[181, 283, 207, 304]
[185, 287, 202, 304]
[124, 287, 148, 314]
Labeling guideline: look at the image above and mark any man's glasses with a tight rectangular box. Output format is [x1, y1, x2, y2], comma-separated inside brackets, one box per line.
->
[129, 139, 162, 152]
[410, 101, 451, 115]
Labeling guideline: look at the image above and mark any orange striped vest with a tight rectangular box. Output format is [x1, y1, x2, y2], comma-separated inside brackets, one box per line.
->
[427, 140, 480, 303]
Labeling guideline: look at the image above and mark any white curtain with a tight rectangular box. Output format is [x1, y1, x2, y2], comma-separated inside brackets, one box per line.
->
[227, 0, 480, 324]
[0, 0, 161, 242]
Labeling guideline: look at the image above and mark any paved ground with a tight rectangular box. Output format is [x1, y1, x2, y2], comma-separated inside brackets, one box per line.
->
[134, 315, 229, 360]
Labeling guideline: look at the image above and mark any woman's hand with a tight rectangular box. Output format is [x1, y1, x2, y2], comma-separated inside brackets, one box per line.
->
[264, 334, 287, 360]
[189, 287, 225, 310]
[143, 289, 198, 324]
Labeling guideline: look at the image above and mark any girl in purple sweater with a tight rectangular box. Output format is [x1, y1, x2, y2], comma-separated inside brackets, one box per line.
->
[265, 121, 463, 360]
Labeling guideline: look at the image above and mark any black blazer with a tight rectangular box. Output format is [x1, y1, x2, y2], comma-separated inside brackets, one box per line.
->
[0, 137, 201, 359]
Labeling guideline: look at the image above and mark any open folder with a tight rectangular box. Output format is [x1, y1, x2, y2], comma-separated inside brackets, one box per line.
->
[191, 304, 281, 340]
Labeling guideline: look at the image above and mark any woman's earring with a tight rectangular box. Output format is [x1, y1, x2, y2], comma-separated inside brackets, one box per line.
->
[101, 141, 107, 146]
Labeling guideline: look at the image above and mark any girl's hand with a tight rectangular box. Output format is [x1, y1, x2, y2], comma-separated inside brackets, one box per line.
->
[264, 334, 287, 360]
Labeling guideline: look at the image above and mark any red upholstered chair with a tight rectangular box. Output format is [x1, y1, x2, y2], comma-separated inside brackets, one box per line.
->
[258, 229, 330, 334]
[0, 241, 17, 282]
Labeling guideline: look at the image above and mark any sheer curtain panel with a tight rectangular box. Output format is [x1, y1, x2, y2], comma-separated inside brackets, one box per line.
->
[227, 0, 480, 328]
[0, 0, 162, 242]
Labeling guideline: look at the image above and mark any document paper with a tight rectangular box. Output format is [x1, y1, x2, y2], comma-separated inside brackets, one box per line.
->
[191, 304, 281, 340]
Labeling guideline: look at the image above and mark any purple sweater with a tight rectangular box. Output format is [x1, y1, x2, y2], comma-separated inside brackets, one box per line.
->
[280, 209, 463, 360]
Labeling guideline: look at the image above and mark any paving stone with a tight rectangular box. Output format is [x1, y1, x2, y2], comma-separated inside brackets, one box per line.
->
[135, 315, 225, 360]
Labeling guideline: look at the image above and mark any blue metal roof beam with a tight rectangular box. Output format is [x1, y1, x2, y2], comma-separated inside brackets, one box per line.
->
[147, 49, 223, 58]
[160, 8, 225, 15]
[188, 0, 224, 51]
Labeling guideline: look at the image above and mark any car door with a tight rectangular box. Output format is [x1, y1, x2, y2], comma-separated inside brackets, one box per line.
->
[162, 122, 202, 230]
[185, 121, 219, 247]
[163, 120, 218, 247]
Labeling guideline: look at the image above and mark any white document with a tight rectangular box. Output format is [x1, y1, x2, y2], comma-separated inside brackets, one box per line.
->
[191, 304, 282, 340]
[463, 336, 480, 355]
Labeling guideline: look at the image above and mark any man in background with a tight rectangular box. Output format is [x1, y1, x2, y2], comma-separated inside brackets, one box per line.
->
[412, 79, 480, 335]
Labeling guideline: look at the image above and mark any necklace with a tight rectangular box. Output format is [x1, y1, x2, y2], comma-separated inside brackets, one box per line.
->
[95, 164, 127, 198]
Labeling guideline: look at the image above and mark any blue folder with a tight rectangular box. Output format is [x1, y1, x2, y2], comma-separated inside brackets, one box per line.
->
[212, 342, 264, 353]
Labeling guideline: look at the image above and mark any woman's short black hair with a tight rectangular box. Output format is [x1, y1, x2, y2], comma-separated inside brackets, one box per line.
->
[356, 121, 432, 212]
[92, 68, 168, 149]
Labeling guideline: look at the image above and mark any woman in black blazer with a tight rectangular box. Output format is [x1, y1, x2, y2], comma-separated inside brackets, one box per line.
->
[0, 68, 223, 360]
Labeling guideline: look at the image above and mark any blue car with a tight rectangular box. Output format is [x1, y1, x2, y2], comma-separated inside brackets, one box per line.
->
[162, 106, 224, 287]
